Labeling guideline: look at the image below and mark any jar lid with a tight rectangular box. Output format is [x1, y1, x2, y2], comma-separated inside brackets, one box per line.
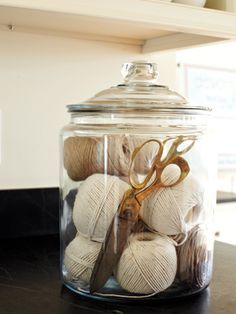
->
[67, 61, 210, 114]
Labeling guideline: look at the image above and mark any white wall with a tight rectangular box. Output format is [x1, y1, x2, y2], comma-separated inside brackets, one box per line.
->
[0, 30, 176, 189]
[176, 41, 236, 95]
[177, 41, 236, 192]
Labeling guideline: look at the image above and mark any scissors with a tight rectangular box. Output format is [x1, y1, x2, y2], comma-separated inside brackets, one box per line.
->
[90, 135, 195, 293]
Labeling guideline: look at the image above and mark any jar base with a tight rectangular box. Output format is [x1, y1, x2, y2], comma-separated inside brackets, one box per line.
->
[63, 277, 210, 303]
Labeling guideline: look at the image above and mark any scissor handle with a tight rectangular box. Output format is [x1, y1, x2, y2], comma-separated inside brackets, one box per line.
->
[159, 155, 190, 187]
[128, 136, 195, 197]
[162, 136, 195, 164]
[136, 155, 190, 204]
[129, 139, 163, 190]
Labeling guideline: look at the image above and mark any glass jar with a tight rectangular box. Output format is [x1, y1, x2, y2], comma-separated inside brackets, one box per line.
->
[60, 61, 216, 301]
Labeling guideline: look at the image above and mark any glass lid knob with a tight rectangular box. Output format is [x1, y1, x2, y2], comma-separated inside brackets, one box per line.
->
[121, 60, 158, 84]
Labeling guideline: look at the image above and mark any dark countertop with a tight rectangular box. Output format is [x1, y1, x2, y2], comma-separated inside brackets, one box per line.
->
[0, 235, 235, 314]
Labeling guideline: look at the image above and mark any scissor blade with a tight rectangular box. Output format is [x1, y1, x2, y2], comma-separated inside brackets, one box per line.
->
[90, 213, 135, 293]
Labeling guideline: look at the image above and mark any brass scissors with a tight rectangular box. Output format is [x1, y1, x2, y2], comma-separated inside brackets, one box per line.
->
[90, 135, 195, 293]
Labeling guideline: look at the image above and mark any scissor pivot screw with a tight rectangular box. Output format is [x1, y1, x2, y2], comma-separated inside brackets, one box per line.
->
[123, 209, 133, 219]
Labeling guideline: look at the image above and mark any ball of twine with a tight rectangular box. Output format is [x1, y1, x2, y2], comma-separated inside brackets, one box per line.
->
[64, 233, 102, 284]
[63, 135, 155, 181]
[177, 224, 211, 288]
[140, 165, 203, 236]
[115, 232, 177, 295]
[73, 173, 130, 242]
[64, 136, 99, 181]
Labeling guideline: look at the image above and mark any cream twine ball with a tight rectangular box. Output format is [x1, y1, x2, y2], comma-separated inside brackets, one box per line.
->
[140, 165, 203, 236]
[63, 135, 155, 181]
[115, 232, 177, 294]
[73, 173, 130, 242]
[177, 224, 211, 288]
[64, 234, 102, 283]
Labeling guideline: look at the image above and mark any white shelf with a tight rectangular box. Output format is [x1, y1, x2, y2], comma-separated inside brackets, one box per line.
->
[0, 0, 236, 52]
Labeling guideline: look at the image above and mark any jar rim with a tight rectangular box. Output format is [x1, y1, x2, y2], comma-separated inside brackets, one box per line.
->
[67, 103, 211, 114]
